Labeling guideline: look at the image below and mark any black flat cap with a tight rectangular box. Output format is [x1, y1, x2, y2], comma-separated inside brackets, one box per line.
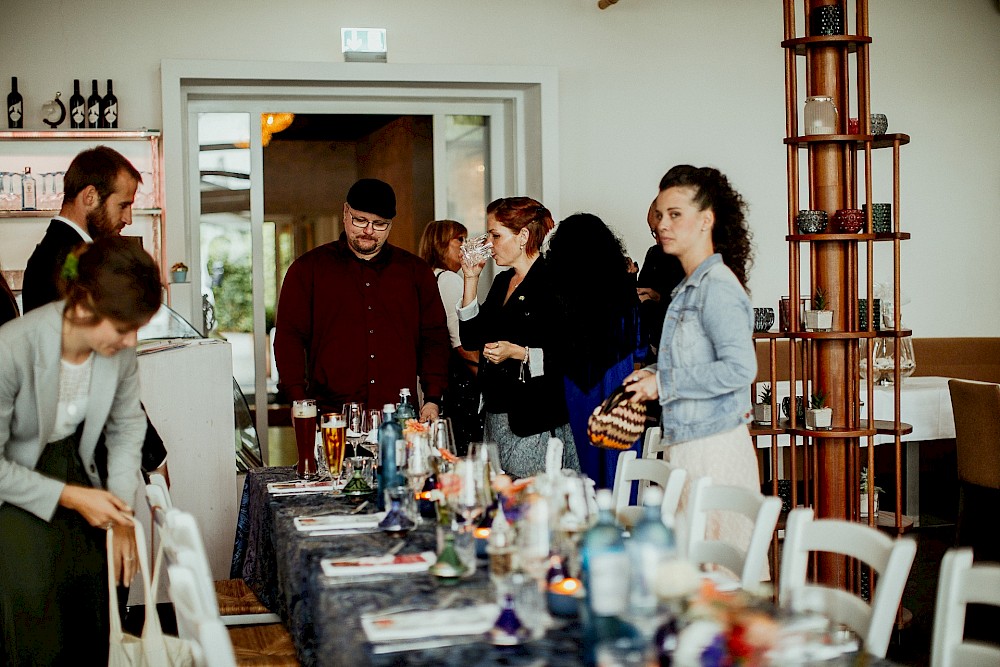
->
[347, 178, 396, 220]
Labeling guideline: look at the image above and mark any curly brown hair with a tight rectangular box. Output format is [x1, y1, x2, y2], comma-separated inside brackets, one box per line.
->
[486, 197, 553, 256]
[658, 165, 754, 290]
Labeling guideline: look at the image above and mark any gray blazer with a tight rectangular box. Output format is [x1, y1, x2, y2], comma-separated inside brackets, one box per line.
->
[0, 301, 144, 520]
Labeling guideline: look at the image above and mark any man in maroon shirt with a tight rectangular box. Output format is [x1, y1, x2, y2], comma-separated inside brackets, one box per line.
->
[273, 178, 450, 421]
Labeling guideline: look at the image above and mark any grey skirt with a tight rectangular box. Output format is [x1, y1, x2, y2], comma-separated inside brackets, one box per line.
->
[484, 412, 580, 479]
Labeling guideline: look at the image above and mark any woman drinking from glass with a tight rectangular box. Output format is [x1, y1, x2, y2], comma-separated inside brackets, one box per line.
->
[418, 219, 482, 453]
[625, 165, 759, 554]
[0, 236, 161, 665]
[459, 197, 579, 478]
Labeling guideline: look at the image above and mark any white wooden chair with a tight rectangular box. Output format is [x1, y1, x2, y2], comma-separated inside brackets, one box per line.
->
[167, 561, 238, 667]
[779, 507, 917, 658]
[145, 482, 281, 627]
[640, 426, 667, 460]
[685, 476, 781, 590]
[931, 547, 1000, 667]
[610, 450, 686, 529]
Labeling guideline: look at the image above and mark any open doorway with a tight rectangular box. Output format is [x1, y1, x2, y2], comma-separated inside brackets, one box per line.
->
[196, 111, 492, 462]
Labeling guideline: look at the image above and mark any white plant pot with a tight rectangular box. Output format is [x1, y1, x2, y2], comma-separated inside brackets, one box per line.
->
[805, 407, 832, 430]
[860, 492, 880, 518]
[804, 309, 833, 331]
[753, 403, 772, 426]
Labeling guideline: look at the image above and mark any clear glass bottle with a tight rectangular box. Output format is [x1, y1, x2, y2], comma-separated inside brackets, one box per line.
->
[21, 167, 37, 210]
[394, 387, 417, 426]
[804, 95, 837, 135]
[580, 489, 632, 665]
[624, 486, 676, 639]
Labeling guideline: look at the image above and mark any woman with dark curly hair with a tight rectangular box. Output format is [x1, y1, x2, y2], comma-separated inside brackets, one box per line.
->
[546, 213, 643, 488]
[625, 165, 760, 563]
[459, 197, 579, 477]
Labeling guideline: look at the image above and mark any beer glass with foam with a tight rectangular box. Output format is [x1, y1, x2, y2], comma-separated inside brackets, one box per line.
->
[292, 399, 318, 479]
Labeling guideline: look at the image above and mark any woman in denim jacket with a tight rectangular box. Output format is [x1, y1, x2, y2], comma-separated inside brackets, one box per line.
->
[626, 165, 759, 558]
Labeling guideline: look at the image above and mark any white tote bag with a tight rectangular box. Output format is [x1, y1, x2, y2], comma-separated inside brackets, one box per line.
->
[107, 520, 194, 667]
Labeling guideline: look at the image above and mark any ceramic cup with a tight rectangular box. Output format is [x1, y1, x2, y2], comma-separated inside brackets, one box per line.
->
[863, 202, 892, 233]
[870, 113, 888, 136]
[833, 208, 864, 233]
[753, 307, 775, 333]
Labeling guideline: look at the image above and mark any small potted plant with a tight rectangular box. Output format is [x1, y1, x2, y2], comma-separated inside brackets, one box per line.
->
[860, 466, 883, 518]
[170, 262, 189, 283]
[804, 287, 833, 331]
[754, 384, 773, 426]
[805, 390, 832, 429]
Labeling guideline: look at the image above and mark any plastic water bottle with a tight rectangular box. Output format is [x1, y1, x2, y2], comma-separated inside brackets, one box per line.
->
[624, 486, 676, 638]
[580, 489, 631, 665]
[376, 403, 403, 511]
[394, 387, 417, 427]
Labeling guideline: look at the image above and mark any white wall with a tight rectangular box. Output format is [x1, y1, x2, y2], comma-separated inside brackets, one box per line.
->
[2, 0, 997, 336]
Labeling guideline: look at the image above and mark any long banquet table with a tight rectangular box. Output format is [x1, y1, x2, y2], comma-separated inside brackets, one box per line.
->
[232, 466, 584, 667]
[232, 467, 904, 667]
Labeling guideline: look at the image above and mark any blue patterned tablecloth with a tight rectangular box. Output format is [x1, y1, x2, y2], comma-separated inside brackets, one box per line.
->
[233, 467, 585, 667]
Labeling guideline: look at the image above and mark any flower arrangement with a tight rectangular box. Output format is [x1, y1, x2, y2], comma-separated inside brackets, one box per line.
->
[491, 474, 534, 523]
[656, 566, 780, 667]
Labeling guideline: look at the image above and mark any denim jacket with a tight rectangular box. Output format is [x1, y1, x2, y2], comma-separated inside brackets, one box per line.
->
[653, 253, 756, 444]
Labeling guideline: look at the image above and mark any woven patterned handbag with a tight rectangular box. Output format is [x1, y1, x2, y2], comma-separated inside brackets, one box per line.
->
[587, 385, 647, 450]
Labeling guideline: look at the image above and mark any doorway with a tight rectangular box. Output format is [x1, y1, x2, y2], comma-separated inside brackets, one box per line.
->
[162, 61, 557, 461]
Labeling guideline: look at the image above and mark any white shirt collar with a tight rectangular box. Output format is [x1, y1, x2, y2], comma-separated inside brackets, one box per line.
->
[54, 215, 93, 243]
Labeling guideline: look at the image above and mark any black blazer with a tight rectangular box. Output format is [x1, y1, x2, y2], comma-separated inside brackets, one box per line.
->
[459, 258, 569, 437]
[21, 218, 168, 474]
[22, 219, 86, 314]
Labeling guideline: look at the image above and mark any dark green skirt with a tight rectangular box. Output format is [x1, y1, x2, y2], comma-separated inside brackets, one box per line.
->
[0, 431, 110, 666]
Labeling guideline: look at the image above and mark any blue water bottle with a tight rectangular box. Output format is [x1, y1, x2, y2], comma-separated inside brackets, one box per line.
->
[376, 403, 403, 511]
[580, 489, 632, 665]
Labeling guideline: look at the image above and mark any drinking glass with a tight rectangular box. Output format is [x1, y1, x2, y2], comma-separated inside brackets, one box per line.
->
[402, 433, 433, 496]
[291, 399, 318, 479]
[359, 409, 382, 461]
[320, 412, 347, 484]
[430, 417, 457, 458]
[460, 234, 493, 265]
[468, 441, 504, 480]
[449, 457, 490, 527]
[343, 401, 365, 457]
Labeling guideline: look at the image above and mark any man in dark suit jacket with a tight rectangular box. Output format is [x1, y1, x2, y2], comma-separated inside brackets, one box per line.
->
[21, 146, 169, 479]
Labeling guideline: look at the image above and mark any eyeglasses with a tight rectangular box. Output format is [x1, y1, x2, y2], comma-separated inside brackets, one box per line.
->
[348, 208, 392, 232]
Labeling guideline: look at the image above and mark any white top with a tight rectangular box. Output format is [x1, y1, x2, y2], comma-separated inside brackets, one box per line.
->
[434, 268, 464, 348]
[51, 353, 94, 442]
[54, 214, 92, 243]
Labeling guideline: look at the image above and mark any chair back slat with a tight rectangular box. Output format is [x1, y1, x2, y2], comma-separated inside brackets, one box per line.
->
[931, 547, 1000, 667]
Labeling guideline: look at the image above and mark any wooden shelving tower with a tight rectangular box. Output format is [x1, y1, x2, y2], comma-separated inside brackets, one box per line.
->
[754, 0, 912, 590]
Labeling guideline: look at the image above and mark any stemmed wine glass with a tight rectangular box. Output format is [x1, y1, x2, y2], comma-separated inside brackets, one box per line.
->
[449, 457, 491, 528]
[359, 408, 382, 461]
[401, 433, 433, 496]
[342, 401, 365, 458]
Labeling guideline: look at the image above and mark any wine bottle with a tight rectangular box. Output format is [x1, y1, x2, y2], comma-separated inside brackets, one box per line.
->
[69, 79, 85, 128]
[21, 167, 37, 210]
[101, 79, 118, 128]
[86, 79, 101, 128]
[376, 403, 403, 511]
[580, 489, 632, 666]
[7, 77, 23, 128]
[394, 387, 417, 427]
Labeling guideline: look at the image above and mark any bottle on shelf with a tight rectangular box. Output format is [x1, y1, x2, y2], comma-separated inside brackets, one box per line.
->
[101, 79, 118, 129]
[21, 167, 37, 210]
[624, 486, 676, 639]
[394, 387, 417, 427]
[7, 77, 23, 128]
[376, 403, 403, 511]
[86, 79, 101, 128]
[580, 488, 633, 666]
[69, 79, 85, 129]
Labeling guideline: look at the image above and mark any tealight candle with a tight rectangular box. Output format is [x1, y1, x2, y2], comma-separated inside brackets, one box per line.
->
[546, 577, 581, 618]
[474, 527, 490, 558]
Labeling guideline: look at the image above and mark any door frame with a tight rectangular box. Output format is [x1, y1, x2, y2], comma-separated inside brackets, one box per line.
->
[160, 59, 559, 461]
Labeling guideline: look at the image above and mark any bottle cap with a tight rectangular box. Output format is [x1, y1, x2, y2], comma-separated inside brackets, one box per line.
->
[642, 486, 664, 508]
[382, 403, 395, 414]
[400, 388, 411, 397]
[596, 488, 613, 510]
